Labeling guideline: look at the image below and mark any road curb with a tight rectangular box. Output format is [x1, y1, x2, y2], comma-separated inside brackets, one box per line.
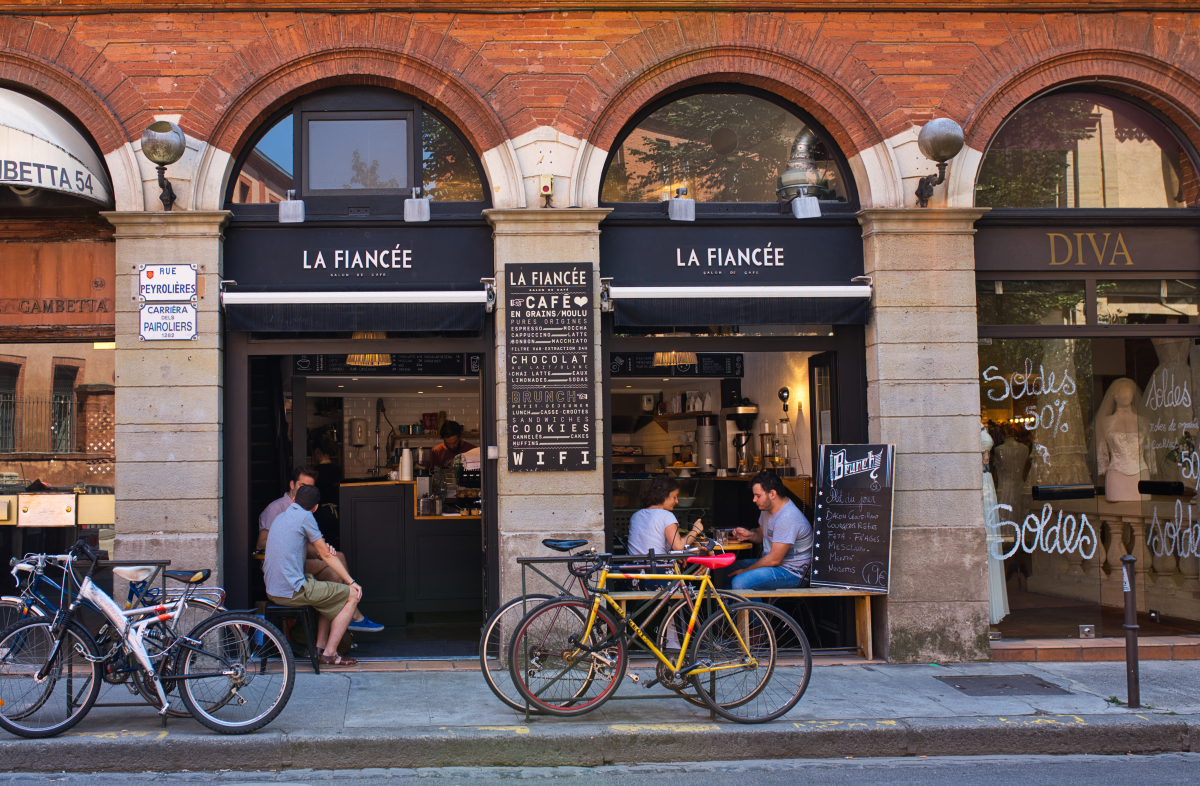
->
[2, 714, 1198, 771]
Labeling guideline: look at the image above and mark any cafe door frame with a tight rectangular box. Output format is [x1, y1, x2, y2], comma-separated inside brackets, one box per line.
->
[223, 326, 499, 614]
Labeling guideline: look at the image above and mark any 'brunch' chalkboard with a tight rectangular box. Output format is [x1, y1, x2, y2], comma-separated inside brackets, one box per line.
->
[506, 262, 595, 472]
[810, 444, 895, 592]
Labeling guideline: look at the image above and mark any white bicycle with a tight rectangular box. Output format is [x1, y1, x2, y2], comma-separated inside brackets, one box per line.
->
[0, 539, 294, 738]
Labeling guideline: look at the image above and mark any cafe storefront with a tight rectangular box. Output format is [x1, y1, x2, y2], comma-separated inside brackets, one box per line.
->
[220, 86, 498, 657]
[596, 87, 872, 652]
[972, 89, 1200, 642]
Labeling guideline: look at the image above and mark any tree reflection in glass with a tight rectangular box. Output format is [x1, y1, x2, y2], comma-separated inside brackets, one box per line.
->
[422, 113, 484, 201]
[601, 93, 845, 203]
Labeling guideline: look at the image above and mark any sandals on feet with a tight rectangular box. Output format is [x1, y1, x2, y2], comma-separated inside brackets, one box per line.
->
[319, 652, 358, 667]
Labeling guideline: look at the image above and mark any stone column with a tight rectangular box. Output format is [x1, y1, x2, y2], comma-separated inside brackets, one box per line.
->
[103, 212, 230, 583]
[485, 208, 610, 603]
[858, 208, 991, 663]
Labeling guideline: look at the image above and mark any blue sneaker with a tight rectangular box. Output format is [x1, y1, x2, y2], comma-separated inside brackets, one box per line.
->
[348, 615, 384, 633]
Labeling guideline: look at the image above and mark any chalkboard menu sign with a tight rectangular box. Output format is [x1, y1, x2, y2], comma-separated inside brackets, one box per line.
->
[293, 354, 482, 376]
[505, 262, 595, 472]
[810, 444, 895, 593]
[609, 353, 743, 378]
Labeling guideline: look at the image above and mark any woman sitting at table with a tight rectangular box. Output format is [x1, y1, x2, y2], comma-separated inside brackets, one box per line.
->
[627, 476, 703, 589]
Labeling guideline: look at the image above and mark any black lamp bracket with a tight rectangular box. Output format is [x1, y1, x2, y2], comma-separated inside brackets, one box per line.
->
[915, 161, 948, 208]
[156, 164, 177, 211]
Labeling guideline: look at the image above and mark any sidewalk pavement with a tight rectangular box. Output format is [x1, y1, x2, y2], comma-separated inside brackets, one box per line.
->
[3, 659, 1200, 772]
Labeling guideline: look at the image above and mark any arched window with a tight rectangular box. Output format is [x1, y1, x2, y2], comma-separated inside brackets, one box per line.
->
[976, 91, 1199, 209]
[226, 87, 486, 214]
[600, 89, 850, 205]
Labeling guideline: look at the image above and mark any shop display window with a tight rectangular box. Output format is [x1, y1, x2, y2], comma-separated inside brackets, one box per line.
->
[976, 91, 1199, 209]
[976, 280, 1087, 325]
[601, 91, 848, 204]
[1096, 279, 1199, 325]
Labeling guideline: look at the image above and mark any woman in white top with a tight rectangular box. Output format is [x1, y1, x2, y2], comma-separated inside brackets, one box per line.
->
[627, 477, 702, 588]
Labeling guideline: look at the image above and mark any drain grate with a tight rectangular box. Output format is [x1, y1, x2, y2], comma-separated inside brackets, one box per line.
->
[934, 674, 1072, 696]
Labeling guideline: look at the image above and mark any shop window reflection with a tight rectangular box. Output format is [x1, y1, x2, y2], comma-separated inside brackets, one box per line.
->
[976, 280, 1086, 325]
[422, 113, 484, 202]
[231, 113, 293, 204]
[307, 118, 408, 192]
[601, 93, 846, 204]
[1097, 279, 1199, 324]
[977, 335, 1200, 639]
[976, 92, 1199, 209]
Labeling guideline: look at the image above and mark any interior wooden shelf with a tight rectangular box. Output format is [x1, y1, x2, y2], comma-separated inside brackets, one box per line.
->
[651, 411, 714, 427]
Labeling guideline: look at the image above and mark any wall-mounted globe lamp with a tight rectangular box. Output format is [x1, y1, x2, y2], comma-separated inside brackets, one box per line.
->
[914, 118, 965, 208]
[140, 121, 186, 211]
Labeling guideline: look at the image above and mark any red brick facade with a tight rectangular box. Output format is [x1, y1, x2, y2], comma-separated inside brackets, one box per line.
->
[2, 5, 1199, 163]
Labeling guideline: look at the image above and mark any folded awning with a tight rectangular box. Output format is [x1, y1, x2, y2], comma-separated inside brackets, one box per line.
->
[0, 88, 111, 205]
[607, 285, 871, 326]
[221, 290, 489, 332]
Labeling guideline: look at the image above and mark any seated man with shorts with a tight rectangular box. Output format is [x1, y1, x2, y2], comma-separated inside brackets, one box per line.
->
[264, 484, 364, 667]
[728, 472, 814, 591]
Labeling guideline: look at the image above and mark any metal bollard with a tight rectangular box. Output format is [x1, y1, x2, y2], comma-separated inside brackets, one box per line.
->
[1121, 554, 1140, 709]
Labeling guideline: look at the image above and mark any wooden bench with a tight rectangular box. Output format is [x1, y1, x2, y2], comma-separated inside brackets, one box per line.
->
[605, 587, 880, 660]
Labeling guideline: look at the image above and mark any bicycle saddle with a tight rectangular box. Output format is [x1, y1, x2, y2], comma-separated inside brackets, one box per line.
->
[111, 566, 156, 583]
[686, 554, 736, 569]
[542, 538, 588, 553]
[164, 569, 211, 584]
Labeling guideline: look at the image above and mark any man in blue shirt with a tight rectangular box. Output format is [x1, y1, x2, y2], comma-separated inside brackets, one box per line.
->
[264, 485, 364, 667]
[729, 472, 814, 591]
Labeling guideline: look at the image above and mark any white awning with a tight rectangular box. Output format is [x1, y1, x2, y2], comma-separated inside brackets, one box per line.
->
[222, 290, 489, 305]
[607, 285, 871, 300]
[0, 87, 112, 206]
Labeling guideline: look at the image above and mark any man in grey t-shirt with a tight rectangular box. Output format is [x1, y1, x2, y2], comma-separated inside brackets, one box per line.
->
[728, 472, 814, 591]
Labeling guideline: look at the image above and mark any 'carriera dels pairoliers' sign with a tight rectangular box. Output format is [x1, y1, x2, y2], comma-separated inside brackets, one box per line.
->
[223, 225, 493, 291]
[975, 223, 1200, 271]
[599, 223, 864, 286]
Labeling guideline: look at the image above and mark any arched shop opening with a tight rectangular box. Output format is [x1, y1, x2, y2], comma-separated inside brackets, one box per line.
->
[598, 86, 869, 655]
[221, 86, 496, 658]
[0, 86, 116, 583]
[973, 87, 1200, 642]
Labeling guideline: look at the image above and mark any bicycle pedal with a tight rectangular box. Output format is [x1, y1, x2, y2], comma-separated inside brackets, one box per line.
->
[626, 672, 639, 683]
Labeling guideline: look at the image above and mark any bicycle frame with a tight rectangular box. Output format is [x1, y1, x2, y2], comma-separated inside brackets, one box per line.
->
[589, 565, 757, 677]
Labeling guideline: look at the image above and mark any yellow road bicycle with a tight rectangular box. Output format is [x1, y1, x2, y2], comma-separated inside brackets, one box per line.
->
[507, 551, 812, 723]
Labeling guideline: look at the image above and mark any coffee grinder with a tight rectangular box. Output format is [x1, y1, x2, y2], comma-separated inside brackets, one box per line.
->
[721, 399, 758, 474]
[695, 414, 720, 475]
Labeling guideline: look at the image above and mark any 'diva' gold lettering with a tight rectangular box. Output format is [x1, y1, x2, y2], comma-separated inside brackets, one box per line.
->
[1111, 233, 1133, 265]
[1048, 233, 1072, 265]
[1086, 233, 1112, 266]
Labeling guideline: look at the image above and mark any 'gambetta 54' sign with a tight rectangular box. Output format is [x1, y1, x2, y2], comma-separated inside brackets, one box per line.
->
[224, 225, 492, 291]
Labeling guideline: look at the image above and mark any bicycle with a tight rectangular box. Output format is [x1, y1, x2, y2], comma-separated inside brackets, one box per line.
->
[507, 550, 812, 724]
[480, 538, 744, 712]
[0, 539, 294, 738]
[3, 553, 227, 718]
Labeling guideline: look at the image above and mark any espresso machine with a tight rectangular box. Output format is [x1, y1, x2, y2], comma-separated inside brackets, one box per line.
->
[721, 399, 758, 473]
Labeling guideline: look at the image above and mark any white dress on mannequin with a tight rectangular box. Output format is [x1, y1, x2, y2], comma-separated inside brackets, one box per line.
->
[992, 436, 1029, 526]
[981, 428, 1009, 625]
[1093, 377, 1149, 502]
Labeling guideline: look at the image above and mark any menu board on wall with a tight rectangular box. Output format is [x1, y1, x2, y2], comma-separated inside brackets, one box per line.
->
[609, 353, 744, 378]
[810, 444, 895, 593]
[506, 262, 595, 472]
[293, 354, 481, 376]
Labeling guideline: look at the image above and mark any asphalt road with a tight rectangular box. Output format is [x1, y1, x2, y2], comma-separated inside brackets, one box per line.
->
[3, 754, 1199, 786]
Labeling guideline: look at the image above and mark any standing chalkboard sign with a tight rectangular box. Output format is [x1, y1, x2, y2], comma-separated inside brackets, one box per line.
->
[810, 444, 895, 593]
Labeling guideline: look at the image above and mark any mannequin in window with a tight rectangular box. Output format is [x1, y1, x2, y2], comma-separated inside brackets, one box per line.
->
[981, 427, 1009, 624]
[1094, 377, 1149, 502]
[1146, 337, 1194, 485]
[992, 424, 1030, 526]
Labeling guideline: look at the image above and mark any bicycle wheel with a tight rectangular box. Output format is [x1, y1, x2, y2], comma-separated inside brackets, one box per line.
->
[0, 598, 32, 635]
[653, 589, 744, 707]
[134, 597, 225, 718]
[177, 612, 294, 734]
[690, 602, 811, 724]
[0, 617, 102, 738]
[508, 597, 625, 717]
[479, 593, 554, 711]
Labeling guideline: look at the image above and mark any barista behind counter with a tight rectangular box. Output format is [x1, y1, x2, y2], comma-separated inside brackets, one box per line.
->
[426, 420, 476, 468]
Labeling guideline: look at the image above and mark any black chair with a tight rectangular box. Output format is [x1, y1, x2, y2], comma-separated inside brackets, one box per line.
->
[259, 602, 321, 674]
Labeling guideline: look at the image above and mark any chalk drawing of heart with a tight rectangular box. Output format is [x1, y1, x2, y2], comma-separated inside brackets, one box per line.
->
[574, 296, 588, 306]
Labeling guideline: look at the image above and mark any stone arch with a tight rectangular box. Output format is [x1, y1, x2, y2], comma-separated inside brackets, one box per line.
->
[563, 45, 899, 208]
[189, 45, 527, 209]
[0, 20, 148, 210]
